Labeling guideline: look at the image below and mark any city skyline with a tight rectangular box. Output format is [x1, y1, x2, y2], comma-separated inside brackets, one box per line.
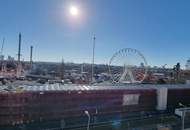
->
[0, 0, 190, 68]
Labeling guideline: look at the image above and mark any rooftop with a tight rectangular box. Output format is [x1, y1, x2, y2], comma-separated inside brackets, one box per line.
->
[1, 83, 190, 93]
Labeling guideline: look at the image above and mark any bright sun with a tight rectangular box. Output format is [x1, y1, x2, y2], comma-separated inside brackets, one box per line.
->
[70, 6, 79, 16]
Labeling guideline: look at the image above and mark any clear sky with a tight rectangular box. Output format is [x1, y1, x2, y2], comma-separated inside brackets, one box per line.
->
[0, 0, 190, 68]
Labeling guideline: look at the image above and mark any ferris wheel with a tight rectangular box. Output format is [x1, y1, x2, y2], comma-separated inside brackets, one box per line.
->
[109, 48, 148, 84]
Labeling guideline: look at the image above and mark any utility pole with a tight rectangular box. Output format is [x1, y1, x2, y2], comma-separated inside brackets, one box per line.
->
[91, 35, 96, 83]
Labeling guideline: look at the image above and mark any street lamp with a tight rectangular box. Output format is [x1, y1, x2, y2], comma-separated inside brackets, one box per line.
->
[84, 111, 90, 130]
[94, 108, 98, 123]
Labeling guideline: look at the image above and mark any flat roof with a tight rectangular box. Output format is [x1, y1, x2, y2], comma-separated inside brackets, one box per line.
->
[0, 83, 190, 92]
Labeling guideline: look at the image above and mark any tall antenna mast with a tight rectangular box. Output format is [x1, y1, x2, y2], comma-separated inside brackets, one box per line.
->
[91, 35, 96, 83]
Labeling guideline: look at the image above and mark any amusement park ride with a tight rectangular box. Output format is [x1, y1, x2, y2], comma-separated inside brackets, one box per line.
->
[109, 48, 148, 84]
[0, 40, 190, 130]
[0, 33, 29, 79]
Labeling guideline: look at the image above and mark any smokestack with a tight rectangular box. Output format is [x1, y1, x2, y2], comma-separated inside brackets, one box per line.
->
[18, 33, 21, 63]
[30, 45, 33, 65]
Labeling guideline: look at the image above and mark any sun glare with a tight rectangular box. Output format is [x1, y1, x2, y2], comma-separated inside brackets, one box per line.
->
[70, 6, 79, 16]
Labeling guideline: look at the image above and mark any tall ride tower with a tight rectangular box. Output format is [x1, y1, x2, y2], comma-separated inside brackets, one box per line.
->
[30, 46, 33, 65]
[16, 33, 22, 77]
[18, 33, 21, 63]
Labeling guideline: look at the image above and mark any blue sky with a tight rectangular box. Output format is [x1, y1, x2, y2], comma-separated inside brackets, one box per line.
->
[0, 0, 190, 68]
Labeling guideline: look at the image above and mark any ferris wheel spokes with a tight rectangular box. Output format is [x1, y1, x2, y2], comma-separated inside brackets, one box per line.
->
[109, 48, 148, 84]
